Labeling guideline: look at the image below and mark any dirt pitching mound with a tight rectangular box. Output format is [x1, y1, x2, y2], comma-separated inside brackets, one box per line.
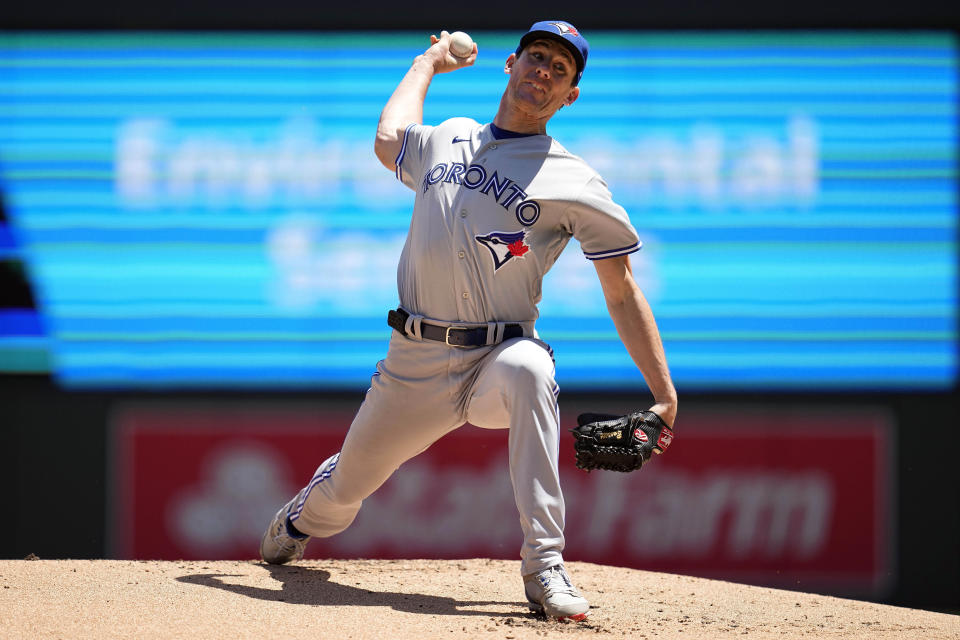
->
[2, 558, 957, 639]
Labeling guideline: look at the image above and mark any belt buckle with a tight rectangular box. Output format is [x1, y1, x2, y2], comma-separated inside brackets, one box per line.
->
[445, 325, 469, 347]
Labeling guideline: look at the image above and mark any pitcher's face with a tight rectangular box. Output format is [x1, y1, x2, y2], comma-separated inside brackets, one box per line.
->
[503, 39, 580, 120]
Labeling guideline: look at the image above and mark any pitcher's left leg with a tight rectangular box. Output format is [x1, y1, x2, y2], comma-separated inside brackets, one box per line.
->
[466, 338, 564, 576]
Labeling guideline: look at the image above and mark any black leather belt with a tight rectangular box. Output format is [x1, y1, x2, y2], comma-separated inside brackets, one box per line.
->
[387, 308, 523, 347]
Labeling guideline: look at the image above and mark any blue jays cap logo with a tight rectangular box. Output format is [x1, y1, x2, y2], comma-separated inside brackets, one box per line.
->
[475, 230, 531, 271]
[549, 22, 579, 37]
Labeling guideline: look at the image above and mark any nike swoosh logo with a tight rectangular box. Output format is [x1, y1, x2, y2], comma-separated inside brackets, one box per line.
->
[452, 137, 470, 144]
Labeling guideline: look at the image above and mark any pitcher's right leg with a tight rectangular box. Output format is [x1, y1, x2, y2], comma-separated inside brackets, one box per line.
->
[260, 335, 462, 563]
[290, 383, 460, 539]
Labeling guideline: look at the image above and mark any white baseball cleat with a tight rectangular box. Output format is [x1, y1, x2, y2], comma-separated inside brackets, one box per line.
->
[523, 564, 590, 621]
[259, 497, 310, 565]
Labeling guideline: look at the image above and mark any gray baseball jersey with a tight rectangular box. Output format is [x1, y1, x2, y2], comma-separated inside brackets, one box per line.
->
[394, 117, 640, 324]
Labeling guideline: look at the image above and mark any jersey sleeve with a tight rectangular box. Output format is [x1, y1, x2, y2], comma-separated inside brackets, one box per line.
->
[568, 175, 642, 260]
[394, 123, 435, 191]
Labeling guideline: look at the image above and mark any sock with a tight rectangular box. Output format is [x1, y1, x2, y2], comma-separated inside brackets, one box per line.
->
[285, 516, 309, 540]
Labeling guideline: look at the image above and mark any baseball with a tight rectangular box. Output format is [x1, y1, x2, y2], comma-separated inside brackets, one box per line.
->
[449, 31, 474, 58]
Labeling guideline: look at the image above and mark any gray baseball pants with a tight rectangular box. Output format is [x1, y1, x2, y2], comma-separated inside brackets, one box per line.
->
[288, 330, 564, 576]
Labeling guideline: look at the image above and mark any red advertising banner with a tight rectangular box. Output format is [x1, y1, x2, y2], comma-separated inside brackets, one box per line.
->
[110, 403, 891, 596]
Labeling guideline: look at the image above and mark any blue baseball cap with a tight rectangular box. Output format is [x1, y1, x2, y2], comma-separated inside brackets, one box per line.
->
[516, 20, 589, 86]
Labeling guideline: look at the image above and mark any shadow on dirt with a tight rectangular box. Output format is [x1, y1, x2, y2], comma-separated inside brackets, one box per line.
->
[176, 564, 527, 618]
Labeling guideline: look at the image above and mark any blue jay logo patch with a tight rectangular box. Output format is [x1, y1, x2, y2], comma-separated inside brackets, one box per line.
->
[475, 230, 531, 271]
[550, 22, 580, 37]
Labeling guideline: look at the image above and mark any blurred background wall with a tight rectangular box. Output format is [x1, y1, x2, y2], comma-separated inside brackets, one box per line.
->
[1, 0, 957, 612]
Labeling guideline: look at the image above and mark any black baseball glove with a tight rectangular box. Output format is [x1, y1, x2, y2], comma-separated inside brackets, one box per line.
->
[570, 410, 675, 472]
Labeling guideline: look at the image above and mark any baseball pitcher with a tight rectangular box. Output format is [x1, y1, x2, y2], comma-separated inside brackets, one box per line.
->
[260, 20, 678, 622]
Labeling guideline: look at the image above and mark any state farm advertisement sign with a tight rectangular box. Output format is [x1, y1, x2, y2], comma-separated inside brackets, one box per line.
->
[110, 403, 891, 596]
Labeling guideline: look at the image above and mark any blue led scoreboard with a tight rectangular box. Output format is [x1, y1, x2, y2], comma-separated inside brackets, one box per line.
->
[0, 32, 955, 389]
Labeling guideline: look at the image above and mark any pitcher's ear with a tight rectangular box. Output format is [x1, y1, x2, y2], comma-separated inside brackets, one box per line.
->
[504, 53, 517, 74]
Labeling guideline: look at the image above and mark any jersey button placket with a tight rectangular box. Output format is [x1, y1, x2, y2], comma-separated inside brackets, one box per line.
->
[453, 199, 471, 315]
